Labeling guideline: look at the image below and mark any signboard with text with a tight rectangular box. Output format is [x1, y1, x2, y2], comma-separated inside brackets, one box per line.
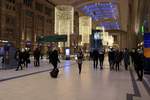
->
[37, 35, 67, 43]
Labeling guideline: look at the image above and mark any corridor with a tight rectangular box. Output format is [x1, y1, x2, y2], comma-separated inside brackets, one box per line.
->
[0, 57, 149, 100]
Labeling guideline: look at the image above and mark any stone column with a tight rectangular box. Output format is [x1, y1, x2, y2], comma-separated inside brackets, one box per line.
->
[79, 16, 92, 45]
[55, 5, 74, 47]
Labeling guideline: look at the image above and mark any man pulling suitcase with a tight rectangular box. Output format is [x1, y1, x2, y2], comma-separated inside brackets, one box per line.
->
[49, 49, 60, 78]
[50, 68, 59, 78]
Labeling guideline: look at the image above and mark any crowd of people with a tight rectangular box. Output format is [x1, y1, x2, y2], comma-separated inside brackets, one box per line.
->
[108, 48, 129, 71]
[130, 48, 144, 81]
[15, 48, 31, 71]
[0, 46, 145, 81]
[89, 47, 144, 81]
[14, 47, 60, 71]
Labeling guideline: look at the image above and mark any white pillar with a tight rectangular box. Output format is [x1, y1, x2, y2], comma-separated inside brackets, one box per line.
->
[55, 5, 74, 47]
[79, 16, 92, 45]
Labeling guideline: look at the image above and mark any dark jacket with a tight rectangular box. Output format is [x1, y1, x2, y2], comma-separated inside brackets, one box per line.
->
[33, 49, 40, 60]
[136, 53, 144, 69]
[92, 49, 99, 60]
[50, 50, 60, 65]
[108, 50, 115, 61]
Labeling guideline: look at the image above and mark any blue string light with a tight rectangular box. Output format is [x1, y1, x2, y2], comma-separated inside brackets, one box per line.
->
[80, 2, 118, 20]
[98, 22, 120, 30]
[80, 2, 120, 30]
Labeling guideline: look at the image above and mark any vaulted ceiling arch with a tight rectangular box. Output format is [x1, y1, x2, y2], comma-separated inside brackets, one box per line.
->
[48, 0, 129, 31]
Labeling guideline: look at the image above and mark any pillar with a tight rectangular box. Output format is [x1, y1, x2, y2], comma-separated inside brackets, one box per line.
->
[55, 5, 74, 47]
[79, 16, 92, 45]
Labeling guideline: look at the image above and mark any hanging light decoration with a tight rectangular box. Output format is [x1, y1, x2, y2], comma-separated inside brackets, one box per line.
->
[98, 21, 120, 30]
[80, 2, 120, 30]
[80, 2, 119, 21]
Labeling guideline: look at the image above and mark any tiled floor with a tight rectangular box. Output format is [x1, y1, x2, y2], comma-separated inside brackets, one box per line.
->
[0, 57, 74, 81]
[0, 57, 149, 100]
[145, 75, 150, 85]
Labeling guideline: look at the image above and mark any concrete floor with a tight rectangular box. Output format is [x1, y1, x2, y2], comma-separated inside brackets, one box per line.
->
[0, 58, 149, 100]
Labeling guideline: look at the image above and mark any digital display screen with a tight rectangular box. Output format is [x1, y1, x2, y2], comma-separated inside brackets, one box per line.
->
[144, 33, 150, 58]
[144, 33, 150, 48]
[65, 48, 70, 56]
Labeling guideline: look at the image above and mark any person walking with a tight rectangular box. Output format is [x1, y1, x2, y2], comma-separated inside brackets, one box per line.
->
[119, 50, 123, 66]
[50, 49, 60, 69]
[15, 48, 24, 71]
[49, 49, 60, 78]
[33, 48, 41, 67]
[48, 49, 53, 64]
[98, 49, 105, 69]
[108, 48, 115, 70]
[132, 49, 138, 72]
[130, 49, 135, 65]
[24, 49, 30, 68]
[77, 49, 84, 74]
[135, 49, 144, 81]
[123, 48, 130, 70]
[92, 49, 99, 69]
[115, 49, 120, 71]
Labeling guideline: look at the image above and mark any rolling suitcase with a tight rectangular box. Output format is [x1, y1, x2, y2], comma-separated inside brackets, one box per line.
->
[50, 68, 59, 78]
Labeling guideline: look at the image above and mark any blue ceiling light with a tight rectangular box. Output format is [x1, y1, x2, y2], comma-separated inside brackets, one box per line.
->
[98, 22, 120, 30]
[80, 2, 119, 21]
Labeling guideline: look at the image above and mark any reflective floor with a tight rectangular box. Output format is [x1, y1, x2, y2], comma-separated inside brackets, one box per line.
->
[0, 57, 150, 100]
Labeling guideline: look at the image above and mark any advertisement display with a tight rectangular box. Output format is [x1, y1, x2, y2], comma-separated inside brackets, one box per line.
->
[65, 48, 70, 56]
[144, 32, 150, 74]
[144, 33, 150, 58]
[65, 48, 70, 60]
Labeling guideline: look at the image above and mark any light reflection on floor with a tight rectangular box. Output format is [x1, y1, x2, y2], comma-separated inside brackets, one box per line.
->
[0, 58, 149, 100]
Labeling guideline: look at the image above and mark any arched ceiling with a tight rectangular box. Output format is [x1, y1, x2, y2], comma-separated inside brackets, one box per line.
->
[49, 0, 113, 6]
[48, 0, 129, 31]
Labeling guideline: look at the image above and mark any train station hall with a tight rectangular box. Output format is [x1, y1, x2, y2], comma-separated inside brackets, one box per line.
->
[0, 0, 150, 100]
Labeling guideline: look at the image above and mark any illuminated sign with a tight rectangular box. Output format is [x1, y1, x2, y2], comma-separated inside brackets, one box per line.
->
[37, 35, 67, 43]
[144, 33, 150, 47]
[65, 48, 70, 56]
[144, 33, 150, 58]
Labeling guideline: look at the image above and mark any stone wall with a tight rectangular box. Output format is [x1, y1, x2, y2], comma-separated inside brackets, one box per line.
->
[0, 0, 55, 48]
